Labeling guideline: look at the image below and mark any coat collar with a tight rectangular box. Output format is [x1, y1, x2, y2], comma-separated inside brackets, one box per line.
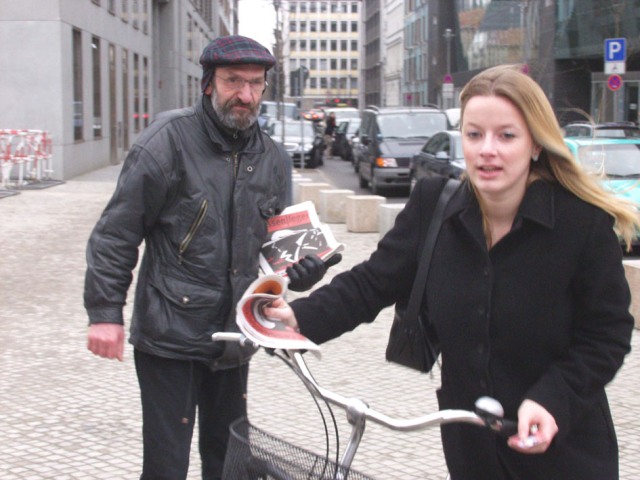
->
[448, 179, 556, 232]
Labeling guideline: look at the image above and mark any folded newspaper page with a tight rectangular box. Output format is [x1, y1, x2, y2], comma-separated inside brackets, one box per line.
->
[259, 201, 344, 276]
[236, 274, 321, 351]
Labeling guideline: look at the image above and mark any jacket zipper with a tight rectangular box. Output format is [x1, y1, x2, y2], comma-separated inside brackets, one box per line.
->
[232, 152, 239, 178]
[178, 199, 208, 264]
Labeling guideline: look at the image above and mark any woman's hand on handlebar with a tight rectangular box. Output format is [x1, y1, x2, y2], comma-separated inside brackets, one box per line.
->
[507, 399, 558, 454]
[263, 297, 300, 331]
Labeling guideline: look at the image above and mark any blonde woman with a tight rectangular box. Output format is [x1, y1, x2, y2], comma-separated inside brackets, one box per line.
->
[266, 65, 637, 479]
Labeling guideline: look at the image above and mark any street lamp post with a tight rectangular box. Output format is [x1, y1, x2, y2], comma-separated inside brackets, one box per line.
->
[443, 28, 455, 109]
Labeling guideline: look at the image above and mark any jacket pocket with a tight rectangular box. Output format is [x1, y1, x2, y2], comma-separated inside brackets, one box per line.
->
[178, 198, 208, 264]
[147, 274, 229, 342]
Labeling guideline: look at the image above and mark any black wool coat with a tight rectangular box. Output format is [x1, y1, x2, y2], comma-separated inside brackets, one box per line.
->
[292, 177, 634, 480]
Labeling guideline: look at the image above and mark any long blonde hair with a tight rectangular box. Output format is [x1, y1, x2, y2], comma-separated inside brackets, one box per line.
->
[459, 64, 640, 250]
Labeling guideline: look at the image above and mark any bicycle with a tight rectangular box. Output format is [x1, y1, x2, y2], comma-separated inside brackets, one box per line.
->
[213, 332, 519, 480]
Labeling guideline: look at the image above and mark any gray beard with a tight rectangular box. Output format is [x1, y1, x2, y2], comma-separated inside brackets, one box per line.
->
[210, 89, 258, 131]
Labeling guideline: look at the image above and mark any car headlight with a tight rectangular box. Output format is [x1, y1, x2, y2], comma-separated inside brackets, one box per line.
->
[375, 157, 398, 167]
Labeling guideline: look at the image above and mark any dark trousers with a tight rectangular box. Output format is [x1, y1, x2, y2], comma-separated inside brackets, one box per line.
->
[134, 349, 248, 480]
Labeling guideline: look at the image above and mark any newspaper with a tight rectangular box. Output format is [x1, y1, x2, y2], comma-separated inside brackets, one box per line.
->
[235, 274, 320, 351]
[259, 201, 344, 276]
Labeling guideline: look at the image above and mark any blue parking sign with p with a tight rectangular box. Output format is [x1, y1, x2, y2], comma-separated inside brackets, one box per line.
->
[605, 38, 626, 62]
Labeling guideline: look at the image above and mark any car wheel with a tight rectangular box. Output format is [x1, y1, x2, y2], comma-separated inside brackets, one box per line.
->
[358, 168, 368, 188]
[371, 171, 381, 195]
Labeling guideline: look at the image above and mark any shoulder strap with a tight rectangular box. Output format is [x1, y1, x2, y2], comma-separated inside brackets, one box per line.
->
[405, 179, 460, 322]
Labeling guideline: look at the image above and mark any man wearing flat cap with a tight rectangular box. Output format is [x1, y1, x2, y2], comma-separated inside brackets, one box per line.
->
[84, 35, 339, 479]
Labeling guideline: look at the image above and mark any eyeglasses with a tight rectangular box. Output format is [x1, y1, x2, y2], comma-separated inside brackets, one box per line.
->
[215, 75, 267, 93]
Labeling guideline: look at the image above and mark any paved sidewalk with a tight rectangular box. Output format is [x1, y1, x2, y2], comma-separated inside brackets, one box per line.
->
[0, 163, 638, 479]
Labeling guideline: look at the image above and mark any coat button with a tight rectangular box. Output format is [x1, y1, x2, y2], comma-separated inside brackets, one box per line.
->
[247, 166, 253, 172]
[182, 296, 190, 304]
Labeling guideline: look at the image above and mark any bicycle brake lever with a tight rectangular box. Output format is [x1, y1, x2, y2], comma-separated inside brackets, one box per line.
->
[474, 396, 518, 437]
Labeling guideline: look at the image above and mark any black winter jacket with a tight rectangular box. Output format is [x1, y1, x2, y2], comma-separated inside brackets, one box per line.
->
[84, 96, 291, 369]
[292, 177, 633, 479]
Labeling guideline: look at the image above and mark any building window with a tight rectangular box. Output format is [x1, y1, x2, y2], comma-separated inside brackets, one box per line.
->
[92, 36, 102, 138]
[143, 56, 149, 127]
[290, 21, 297, 32]
[299, 3, 306, 13]
[310, 21, 317, 32]
[351, 59, 357, 70]
[341, 21, 348, 32]
[310, 78, 317, 88]
[340, 59, 347, 69]
[310, 40, 317, 51]
[330, 59, 337, 69]
[351, 2, 358, 13]
[132, 0, 139, 29]
[320, 2, 327, 13]
[351, 40, 357, 51]
[341, 40, 347, 51]
[310, 2, 317, 13]
[122, 48, 129, 149]
[121, 0, 128, 22]
[290, 40, 296, 51]
[321, 77, 327, 89]
[320, 21, 327, 32]
[320, 40, 327, 51]
[331, 40, 337, 51]
[142, 0, 148, 33]
[300, 40, 307, 50]
[107, 0, 115, 14]
[331, 21, 337, 32]
[320, 58, 327, 70]
[72, 28, 83, 141]
[310, 58, 317, 70]
[300, 21, 307, 33]
[351, 21, 358, 33]
[134, 53, 140, 132]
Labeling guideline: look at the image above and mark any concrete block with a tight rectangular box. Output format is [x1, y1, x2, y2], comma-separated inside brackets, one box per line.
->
[291, 177, 313, 204]
[623, 260, 640, 329]
[345, 195, 386, 233]
[297, 182, 331, 210]
[319, 189, 355, 224]
[378, 203, 406, 239]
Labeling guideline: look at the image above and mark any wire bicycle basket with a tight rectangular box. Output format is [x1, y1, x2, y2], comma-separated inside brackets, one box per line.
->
[223, 417, 374, 480]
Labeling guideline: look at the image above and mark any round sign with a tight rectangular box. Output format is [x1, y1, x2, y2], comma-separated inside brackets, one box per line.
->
[443, 74, 453, 83]
[608, 74, 623, 92]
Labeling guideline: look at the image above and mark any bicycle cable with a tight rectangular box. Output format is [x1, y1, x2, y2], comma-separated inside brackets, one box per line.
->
[272, 349, 343, 480]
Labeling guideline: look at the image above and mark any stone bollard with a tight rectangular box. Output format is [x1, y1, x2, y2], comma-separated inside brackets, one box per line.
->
[378, 203, 406, 239]
[319, 189, 355, 224]
[291, 177, 313, 204]
[345, 195, 386, 233]
[297, 182, 331, 211]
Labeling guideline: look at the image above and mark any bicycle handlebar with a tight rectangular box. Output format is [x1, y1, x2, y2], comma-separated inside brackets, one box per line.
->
[212, 332, 517, 436]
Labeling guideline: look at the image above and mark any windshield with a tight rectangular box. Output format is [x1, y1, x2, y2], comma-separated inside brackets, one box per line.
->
[272, 122, 316, 138]
[260, 102, 299, 119]
[576, 143, 640, 178]
[378, 112, 448, 139]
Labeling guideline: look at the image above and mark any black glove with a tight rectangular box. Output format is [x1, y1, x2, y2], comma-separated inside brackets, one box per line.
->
[286, 254, 342, 292]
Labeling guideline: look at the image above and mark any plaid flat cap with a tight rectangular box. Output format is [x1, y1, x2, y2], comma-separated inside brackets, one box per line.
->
[200, 35, 276, 91]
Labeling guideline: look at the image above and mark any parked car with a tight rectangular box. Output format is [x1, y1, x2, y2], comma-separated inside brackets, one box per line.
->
[410, 130, 465, 189]
[259, 101, 300, 131]
[321, 107, 360, 128]
[267, 120, 325, 168]
[302, 108, 325, 123]
[332, 118, 361, 160]
[564, 136, 640, 250]
[563, 121, 640, 139]
[356, 106, 449, 195]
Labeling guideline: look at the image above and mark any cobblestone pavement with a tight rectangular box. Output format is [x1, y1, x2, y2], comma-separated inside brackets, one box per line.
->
[1, 162, 638, 479]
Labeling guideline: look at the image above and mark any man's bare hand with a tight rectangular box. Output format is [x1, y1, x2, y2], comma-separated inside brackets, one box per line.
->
[87, 323, 125, 361]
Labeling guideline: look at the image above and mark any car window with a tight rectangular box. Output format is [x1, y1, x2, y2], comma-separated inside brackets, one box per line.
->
[576, 143, 640, 177]
[272, 122, 316, 138]
[423, 133, 445, 154]
[378, 112, 448, 139]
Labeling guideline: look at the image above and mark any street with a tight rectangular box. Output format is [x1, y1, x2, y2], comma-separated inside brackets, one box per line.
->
[0, 161, 638, 479]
